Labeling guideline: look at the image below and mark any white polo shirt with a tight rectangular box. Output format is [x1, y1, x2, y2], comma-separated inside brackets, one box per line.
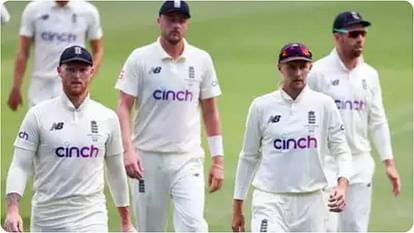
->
[308, 49, 393, 185]
[308, 49, 392, 159]
[20, 0, 102, 80]
[115, 38, 221, 155]
[233, 86, 351, 199]
[11, 93, 122, 228]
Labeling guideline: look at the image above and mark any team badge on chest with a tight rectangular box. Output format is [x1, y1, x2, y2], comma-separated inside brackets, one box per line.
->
[304, 110, 319, 133]
[185, 66, 199, 87]
[189, 66, 195, 79]
[362, 79, 368, 90]
[87, 120, 101, 142]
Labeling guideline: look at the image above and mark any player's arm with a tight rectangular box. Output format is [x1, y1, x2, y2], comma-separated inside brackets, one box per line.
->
[368, 74, 400, 197]
[5, 109, 39, 232]
[232, 100, 262, 232]
[8, 36, 32, 111]
[4, 147, 35, 232]
[89, 38, 103, 76]
[105, 154, 135, 232]
[86, 3, 103, 77]
[201, 97, 224, 193]
[326, 99, 352, 212]
[117, 92, 143, 180]
[105, 113, 136, 232]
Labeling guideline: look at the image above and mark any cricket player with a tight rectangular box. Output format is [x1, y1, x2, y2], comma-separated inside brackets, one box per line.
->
[115, 1, 224, 231]
[4, 46, 134, 232]
[308, 11, 401, 232]
[8, 0, 103, 111]
[232, 43, 352, 232]
[1, 4, 10, 24]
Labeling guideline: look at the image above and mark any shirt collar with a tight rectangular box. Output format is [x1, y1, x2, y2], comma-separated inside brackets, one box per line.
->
[279, 85, 309, 103]
[52, 1, 73, 9]
[156, 37, 189, 62]
[60, 92, 90, 111]
[331, 48, 364, 72]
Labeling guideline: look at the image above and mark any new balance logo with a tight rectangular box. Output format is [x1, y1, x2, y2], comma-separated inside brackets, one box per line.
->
[50, 122, 64, 131]
[268, 115, 281, 123]
[40, 14, 49, 20]
[332, 79, 340, 86]
[150, 66, 162, 74]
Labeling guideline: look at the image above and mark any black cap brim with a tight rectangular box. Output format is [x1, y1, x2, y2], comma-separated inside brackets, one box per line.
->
[345, 19, 371, 28]
[160, 9, 190, 18]
[60, 57, 93, 66]
[279, 57, 312, 64]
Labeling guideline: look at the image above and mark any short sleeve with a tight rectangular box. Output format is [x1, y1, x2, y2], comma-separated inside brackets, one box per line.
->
[115, 50, 142, 97]
[86, 4, 103, 40]
[14, 108, 40, 152]
[19, 3, 35, 37]
[200, 53, 221, 99]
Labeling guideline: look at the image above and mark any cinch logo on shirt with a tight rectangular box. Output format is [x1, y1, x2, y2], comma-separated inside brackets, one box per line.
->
[41, 32, 77, 43]
[273, 136, 318, 150]
[152, 89, 193, 102]
[55, 145, 99, 158]
[335, 99, 365, 111]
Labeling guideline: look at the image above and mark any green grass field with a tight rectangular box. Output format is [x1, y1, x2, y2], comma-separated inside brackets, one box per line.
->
[1, 1, 412, 232]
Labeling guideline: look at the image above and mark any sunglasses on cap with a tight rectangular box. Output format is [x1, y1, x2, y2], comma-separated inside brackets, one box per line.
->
[278, 43, 312, 63]
[334, 28, 367, 38]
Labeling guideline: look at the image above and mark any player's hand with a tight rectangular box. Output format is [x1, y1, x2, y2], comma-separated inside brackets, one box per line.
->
[8, 87, 23, 112]
[385, 163, 401, 197]
[231, 213, 245, 232]
[208, 156, 224, 193]
[124, 150, 144, 180]
[231, 201, 245, 233]
[4, 211, 23, 232]
[328, 186, 346, 212]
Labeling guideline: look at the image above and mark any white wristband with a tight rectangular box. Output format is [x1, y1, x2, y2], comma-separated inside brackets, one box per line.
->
[207, 135, 224, 157]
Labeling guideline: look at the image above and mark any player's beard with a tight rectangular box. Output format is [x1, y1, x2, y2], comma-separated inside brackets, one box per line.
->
[351, 47, 363, 58]
[350, 42, 364, 58]
[64, 79, 89, 99]
[165, 30, 183, 45]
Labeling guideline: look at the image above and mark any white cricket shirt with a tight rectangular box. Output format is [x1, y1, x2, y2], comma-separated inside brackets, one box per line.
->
[233, 86, 351, 200]
[20, 1, 102, 80]
[308, 49, 392, 160]
[115, 38, 221, 155]
[10, 93, 123, 228]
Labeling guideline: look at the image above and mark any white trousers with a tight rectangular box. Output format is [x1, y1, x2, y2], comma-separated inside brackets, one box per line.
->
[251, 189, 326, 232]
[31, 223, 108, 232]
[28, 77, 62, 107]
[30, 206, 108, 232]
[130, 151, 208, 232]
[323, 154, 375, 232]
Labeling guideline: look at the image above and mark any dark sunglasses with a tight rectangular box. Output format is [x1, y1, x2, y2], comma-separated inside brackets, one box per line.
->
[334, 28, 367, 38]
[279, 45, 312, 60]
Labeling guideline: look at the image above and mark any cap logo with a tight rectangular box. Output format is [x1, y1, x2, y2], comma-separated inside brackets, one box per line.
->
[74, 46, 82, 55]
[174, 0, 181, 8]
[351, 12, 360, 20]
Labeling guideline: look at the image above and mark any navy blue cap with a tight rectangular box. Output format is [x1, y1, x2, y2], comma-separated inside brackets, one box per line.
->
[59, 45, 93, 66]
[278, 43, 312, 64]
[159, 0, 190, 18]
[333, 11, 371, 32]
